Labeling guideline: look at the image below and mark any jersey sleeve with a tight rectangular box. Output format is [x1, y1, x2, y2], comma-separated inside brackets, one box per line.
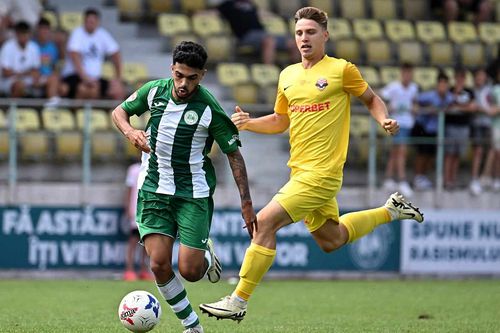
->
[343, 62, 368, 97]
[121, 81, 155, 116]
[274, 74, 289, 114]
[209, 105, 241, 154]
[102, 30, 120, 55]
[67, 29, 83, 53]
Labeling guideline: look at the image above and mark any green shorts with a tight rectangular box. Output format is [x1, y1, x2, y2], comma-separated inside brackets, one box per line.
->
[136, 190, 213, 250]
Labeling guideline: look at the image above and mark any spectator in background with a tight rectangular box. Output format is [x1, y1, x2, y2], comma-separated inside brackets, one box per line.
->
[444, 67, 476, 190]
[0, 0, 42, 29]
[33, 17, 61, 106]
[486, 68, 500, 192]
[214, 0, 299, 64]
[60, 8, 125, 100]
[433, 0, 494, 24]
[123, 158, 153, 281]
[380, 63, 418, 197]
[53, 27, 68, 61]
[412, 72, 454, 191]
[469, 68, 493, 195]
[0, 21, 40, 97]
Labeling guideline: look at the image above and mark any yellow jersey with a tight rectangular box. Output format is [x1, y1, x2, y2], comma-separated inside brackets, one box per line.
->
[274, 55, 368, 177]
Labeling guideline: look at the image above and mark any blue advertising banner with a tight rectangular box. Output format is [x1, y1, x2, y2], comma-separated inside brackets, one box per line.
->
[0, 206, 400, 272]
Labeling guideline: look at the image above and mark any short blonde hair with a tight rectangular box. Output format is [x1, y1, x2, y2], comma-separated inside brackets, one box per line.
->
[294, 7, 328, 30]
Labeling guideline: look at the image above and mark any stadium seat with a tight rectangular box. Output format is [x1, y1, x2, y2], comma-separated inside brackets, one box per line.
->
[416, 21, 446, 44]
[42, 108, 75, 132]
[232, 84, 259, 104]
[429, 41, 455, 66]
[397, 41, 423, 65]
[332, 39, 362, 63]
[123, 63, 149, 86]
[308, 0, 336, 17]
[216, 63, 251, 87]
[92, 132, 117, 159]
[262, 14, 288, 36]
[253, 0, 272, 11]
[76, 108, 110, 132]
[192, 12, 227, 37]
[380, 66, 401, 86]
[365, 39, 392, 65]
[42, 11, 58, 28]
[385, 20, 416, 42]
[204, 35, 233, 62]
[171, 34, 201, 50]
[414, 67, 438, 91]
[460, 43, 485, 68]
[0, 110, 7, 156]
[327, 18, 352, 40]
[147, 0, 173, 15]
[448, 22, 478, 44]
[117, 0, 143, 21]
[478, 23, 500, 44]
[55, 132, 82, 159]
[340, 0, 366, 18]
[20, 132, 50, 160]
[350, 114, 371, 138]
[180, 0, 206, 14]
[402, 0, 429, 20]
[276, 0, 302, 17]
[372, 0, 398, 20]
[358, 66, 380, 88]
[16, 108, 40, 131]
[101, 62, 114, 80]
[60, 12, 82, 32]
[157, 14, 191, 37]
[250, 64, 280, 87]
[353, 19, 384, 41]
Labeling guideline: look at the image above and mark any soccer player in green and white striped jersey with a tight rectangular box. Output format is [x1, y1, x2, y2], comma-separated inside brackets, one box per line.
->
[112, 41, 257, 333]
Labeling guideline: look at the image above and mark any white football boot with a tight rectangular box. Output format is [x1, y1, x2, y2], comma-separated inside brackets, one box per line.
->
[206, 239, 222, 283]
[384, 192, 424, 223]
[199, 296, 247, 322]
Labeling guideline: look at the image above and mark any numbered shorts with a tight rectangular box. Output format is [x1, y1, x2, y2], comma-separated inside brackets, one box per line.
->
[136, 190, 213, 250]
[272, 173, 342, 233]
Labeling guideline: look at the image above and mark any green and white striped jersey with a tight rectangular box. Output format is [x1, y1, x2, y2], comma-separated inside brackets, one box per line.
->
[122, 78, 240, 198]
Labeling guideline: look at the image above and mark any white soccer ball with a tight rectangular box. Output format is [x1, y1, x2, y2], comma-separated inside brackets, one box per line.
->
[118, 290, 162, 332]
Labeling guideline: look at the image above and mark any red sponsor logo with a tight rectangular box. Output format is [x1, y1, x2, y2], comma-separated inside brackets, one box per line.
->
[289, 102, 331, 113]
[120, 304, 138, 325]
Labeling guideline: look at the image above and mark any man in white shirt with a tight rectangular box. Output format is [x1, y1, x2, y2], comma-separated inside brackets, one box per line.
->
[60, 8, 125, 100]
[0, 21, 41, 97]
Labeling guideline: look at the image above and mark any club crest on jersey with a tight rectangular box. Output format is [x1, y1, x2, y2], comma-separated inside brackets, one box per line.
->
[315, 78, 328, 91]
[184, 110, 199, 125]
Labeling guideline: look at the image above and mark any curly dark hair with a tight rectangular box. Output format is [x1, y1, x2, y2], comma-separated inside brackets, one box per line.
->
[172, 41, 208, 70]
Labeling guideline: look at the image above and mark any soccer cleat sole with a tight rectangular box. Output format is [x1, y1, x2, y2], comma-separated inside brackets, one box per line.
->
[199, 305, 246, 323]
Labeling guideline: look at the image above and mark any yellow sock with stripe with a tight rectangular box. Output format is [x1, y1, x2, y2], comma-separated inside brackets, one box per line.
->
[339, 207, 391, 243]
[233, 242, 276, 301]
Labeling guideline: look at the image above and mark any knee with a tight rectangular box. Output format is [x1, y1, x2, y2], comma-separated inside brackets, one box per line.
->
[149, 258, 170, 277]
[179, 266, 203, 282]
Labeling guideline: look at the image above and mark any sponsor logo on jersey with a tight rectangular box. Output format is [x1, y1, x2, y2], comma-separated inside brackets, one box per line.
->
[184, 110, 199, 125]
[289, 101, 331, 113]
[153, 101, 165, 107]
[315, 78, 328, 90]
[227, 134, 240, 146]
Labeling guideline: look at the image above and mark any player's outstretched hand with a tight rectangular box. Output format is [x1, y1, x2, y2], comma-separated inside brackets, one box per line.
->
[382, 119, 400, 136]
[126, 129, 150, 153]
[241, 199, 257, 239]
[231, 106, 251, 130]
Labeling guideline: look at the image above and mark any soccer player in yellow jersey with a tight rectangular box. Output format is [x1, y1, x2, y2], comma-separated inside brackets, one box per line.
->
[200, 7, 424, 322]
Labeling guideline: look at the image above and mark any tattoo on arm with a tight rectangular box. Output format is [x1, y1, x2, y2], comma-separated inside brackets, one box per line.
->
[227, 149, 252, 201]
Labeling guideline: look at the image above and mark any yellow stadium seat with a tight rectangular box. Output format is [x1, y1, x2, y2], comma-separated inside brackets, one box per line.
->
[20, 132, 49, 160]
[340, 0, 366, 18]
[147, 0, 173, 14]
[429, 41, 455, 66]
[448, 22, 478, 44]
[308, 0, 336, 16]
[333, 39, 361, 63]
[365, 39, 392, 65]
[204, 35, 233, 62]
[42, 11, 58, 28]
[42, 108, 75, 132]
[262, 15, 288, 36]
[327, 18, 352, 40]
[55, 132, 82, 158]
[414, 67, 438, 91]
[157, 14, 191, 37]
[380, 66, 401, 86]
[123, 63, 149, 85]
[460, 43, 485, 68]
[358, 66, 380, 88]
[233, 84, 259, 104]
[60, 12, 82, 32]
[402, 0, 429, 20]
[180, 0, 206, 14]
[76, 108, 110, 132]
[192, 12, 226, 37]
[478, 23, 500, 44]
[170, 34, 201, 50]
[101, 62, 114, 80]
[416, 21, 446, 44]
[92, 132, 117, 158]
[397, 41, 423, 65]
[216, 63, 251, 87]
[250, 64, 280, 87]
[372, 0, 398, 20]
[276, 0, 302, 17]
[353, 19, 384, 41]
[253, 0, 272, 11]
[16, 108, 40, 131]
[117, 0, 143, 20]
[385, 20, 416, 42]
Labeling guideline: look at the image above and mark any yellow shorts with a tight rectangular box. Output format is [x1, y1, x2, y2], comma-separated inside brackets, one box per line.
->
[272, 172, 342, 233]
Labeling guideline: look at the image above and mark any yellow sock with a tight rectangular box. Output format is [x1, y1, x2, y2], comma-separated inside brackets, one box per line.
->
[339, 207, 391, 243]
[234, 242, 276, 301]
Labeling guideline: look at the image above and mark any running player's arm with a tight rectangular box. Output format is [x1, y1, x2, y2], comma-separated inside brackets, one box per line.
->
[231, 106, 290, 134]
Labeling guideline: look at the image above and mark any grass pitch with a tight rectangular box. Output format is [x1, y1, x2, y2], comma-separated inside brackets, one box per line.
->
[0, 278, 499, 332]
